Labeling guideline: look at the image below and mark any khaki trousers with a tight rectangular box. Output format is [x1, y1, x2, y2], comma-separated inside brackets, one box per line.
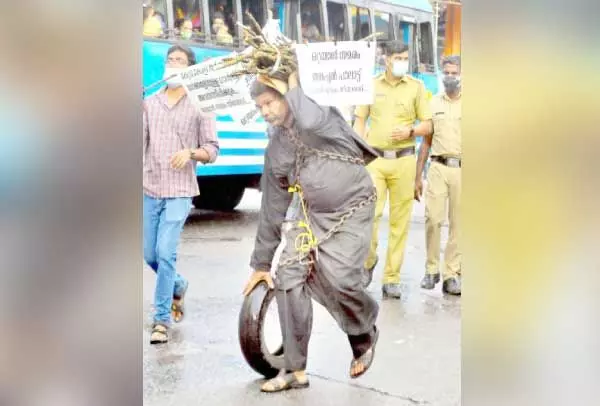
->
[425, 161, 461, 279]
[365, 155, 416, 284]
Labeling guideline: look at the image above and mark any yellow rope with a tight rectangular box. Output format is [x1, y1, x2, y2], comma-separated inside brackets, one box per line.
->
[287, 184, 318, 254]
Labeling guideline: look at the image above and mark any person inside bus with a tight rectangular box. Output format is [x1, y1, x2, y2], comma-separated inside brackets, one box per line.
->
[178, 19, 195, 40]
[143, 5, 164, 37]
[212, 12, 233, 45]
[301, 12, 320, 42]
[360, 22, 370, 39]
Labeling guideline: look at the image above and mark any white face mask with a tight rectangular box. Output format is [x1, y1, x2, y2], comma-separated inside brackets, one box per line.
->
[391, 60, 409, 77]
[163, 67, 184, 88]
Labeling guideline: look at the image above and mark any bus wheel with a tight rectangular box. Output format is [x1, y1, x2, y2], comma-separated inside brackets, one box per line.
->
[238, 281, 285, 378]
[193, 178, 245, 211]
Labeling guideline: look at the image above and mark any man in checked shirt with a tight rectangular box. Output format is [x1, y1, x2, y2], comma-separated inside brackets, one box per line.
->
[143, 45, 219, 344]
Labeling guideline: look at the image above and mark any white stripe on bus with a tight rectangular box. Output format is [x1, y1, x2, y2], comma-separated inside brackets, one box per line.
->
[218, 139, 269, 149]
[215, 121, 267, 133]
[209, 155, 265, 166]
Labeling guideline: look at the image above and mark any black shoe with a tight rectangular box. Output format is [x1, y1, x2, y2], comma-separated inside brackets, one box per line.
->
[442, 277, 461, 295]
[382, 283, 402, 299]
[420, 273, 440, 289]
[363, 255, 379, 288]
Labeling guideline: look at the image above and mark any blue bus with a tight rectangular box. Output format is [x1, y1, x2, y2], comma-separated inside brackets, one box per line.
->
[143, 0, 439, 211]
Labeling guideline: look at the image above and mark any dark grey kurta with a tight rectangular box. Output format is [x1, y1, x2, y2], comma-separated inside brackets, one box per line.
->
[249, 86, 380, 370]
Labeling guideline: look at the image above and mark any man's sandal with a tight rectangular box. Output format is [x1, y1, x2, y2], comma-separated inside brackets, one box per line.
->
[150, 323, 169, 345]
[260, 371, 310, 393]
[171, 284, 188, 323]
[350, 327, 380, 379]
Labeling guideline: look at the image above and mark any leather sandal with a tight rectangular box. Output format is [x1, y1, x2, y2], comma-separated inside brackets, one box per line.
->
[349, 326, 379, 378]
[260, 371, 310, 393]
[150, 323, 169, 345]
[172, 283, 188, 323]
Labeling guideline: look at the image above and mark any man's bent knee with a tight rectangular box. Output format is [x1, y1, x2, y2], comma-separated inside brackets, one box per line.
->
[143, 247, 158, 270]
[425, 203, 445, 228]
[425, 215, 444, 229]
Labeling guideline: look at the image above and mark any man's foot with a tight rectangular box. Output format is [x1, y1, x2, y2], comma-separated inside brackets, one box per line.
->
[260, 370, 309, 393]
[150, 323, 169, 345]
[420, 273, 440, 289]
[363, 255, 379, 288]
[442, 277, 461, 295]
[382, 283, 402, 299]
[350, 326, 379, 378]
[172, 281, 188, 323]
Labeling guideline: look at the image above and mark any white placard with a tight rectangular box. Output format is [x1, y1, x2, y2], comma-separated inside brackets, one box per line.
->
[294, 41, 376, 106]
[178, 54, 259, 125]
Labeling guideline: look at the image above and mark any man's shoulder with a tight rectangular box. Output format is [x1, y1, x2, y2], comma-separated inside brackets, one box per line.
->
[143, 91, 163, 107]
[374, 73, 389, 85]
[144, 90, 163, 101]
[431, 92, 446, 102]
[405, 74, 425, 83]
[429, 93, 444, 110]
[372, 74, 390, 95]
[404, 75, 427, 90]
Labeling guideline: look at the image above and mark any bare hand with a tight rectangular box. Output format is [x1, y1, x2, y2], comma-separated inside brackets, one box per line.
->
[414, 178, 424, 202]
[170, 149, 192, 169]
[242, 270, 274, 296]
[288, 71, 299, 89]
[257, 74, 288, 95]
[391, 126, 412, 142]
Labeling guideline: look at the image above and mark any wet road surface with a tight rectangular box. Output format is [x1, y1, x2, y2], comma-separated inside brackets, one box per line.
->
[144, 189, 461, 406]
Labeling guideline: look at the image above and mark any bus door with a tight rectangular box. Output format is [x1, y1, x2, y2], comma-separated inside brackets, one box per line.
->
[397, 12, 439, 95]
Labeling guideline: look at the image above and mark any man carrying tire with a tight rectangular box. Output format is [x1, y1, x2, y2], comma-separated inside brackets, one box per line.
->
[242, 71, 380, 392]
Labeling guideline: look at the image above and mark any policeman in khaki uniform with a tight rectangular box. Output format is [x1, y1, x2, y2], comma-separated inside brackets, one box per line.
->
[354, 41, 433, 299]
[415, 55, 462, 295]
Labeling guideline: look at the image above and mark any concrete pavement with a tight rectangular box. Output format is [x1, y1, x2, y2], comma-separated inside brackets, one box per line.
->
[143, 189, 460, 406]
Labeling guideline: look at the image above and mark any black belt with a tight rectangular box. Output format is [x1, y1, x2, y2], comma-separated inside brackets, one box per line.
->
[431, 155, 461, 168]
[373, 146, 415, 160]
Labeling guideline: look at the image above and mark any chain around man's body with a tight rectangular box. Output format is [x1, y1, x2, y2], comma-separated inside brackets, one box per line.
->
[277, 129, 377, 269]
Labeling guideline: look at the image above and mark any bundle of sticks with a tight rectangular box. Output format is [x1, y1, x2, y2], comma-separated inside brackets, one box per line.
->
[219, 11, 296, 81]
[218, 11, 384, 82]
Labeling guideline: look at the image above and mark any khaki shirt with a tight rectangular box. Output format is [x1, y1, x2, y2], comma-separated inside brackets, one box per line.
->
[355, 73, 432, 150]
[430, 92, 462, 157]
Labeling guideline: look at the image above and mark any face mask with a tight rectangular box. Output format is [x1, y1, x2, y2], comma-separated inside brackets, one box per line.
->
[163, 67, 184, 88]
[443, 75, 461, 92]
[391, 60, 409, 77]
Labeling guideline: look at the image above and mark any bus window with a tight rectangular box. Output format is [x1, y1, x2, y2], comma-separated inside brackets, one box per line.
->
[350, 5, 371, 40]
[326, 1, 348, 41]
[399, 18, 436, 73]
[417, 22, 435, 72]
[399, 21, 411, 45]
[300, 0, 324, 42]
[143, 2, 167, 38]
[373, 11, 393, 42]
[282, 0, 301, 43]
[241, 0, 267, 27]
[397, 19, 417, 71]
[208, 0, 237, 47]
[172, 0, 205, 42]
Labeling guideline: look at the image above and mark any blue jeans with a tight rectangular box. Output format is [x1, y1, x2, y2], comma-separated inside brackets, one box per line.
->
[143, 194, 192, 325]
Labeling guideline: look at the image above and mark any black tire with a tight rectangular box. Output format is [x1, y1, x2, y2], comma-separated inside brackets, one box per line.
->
[192, 178, 245, 212]
[238, 282, 285, 378]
